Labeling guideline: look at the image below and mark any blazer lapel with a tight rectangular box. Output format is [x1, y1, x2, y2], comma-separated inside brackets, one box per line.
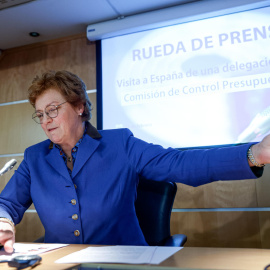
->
[45, 122, 101, 181]
[72, 135, 100, 179]
[45, 147, 71, 181]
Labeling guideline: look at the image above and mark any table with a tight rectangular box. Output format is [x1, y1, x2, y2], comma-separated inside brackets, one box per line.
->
[2, 245, 270, 270]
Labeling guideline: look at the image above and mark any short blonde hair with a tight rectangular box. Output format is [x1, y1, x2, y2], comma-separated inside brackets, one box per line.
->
[28, 70, 92, 121]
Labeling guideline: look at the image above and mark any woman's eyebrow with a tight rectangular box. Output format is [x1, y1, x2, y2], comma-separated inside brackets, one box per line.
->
[35, 101, 59, 111]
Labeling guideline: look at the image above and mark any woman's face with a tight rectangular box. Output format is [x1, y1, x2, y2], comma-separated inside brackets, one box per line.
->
[35, 88, 84, 147]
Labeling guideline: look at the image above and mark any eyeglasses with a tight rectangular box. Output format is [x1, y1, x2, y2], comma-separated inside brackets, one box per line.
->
[32, 101, 67, 124]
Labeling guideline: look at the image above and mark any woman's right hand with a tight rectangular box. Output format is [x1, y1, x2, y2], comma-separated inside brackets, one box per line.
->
[0, 219, 15, 253]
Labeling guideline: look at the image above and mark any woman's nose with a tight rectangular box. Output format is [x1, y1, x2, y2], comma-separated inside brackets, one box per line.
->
[42, 113, 53, 124]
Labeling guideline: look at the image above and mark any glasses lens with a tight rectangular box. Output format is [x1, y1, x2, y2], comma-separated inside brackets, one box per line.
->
[32, 112, 43, 124]
[46, 105, 58, 118]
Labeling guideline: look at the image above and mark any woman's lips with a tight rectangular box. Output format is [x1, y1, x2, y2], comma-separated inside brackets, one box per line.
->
[48, 127, 57, 132]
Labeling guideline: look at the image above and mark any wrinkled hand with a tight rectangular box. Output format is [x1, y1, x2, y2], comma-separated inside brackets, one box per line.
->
[251, 134, 270, 166]
[0, 221, 15, 253]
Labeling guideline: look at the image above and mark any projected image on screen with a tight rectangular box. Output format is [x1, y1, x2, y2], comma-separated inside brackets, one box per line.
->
[101, 5, 270, 148]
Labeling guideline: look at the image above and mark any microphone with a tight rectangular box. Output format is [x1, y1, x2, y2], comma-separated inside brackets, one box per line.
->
[0, 159, 17, 176]
[236, 106, 270, 143]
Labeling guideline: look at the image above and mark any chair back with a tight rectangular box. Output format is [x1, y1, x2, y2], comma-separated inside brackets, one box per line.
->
[135, 176, 177, 246]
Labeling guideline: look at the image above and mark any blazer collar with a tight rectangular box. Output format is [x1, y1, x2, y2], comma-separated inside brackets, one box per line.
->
[46, 121, 102, 180]
[85, 121, 102, 139]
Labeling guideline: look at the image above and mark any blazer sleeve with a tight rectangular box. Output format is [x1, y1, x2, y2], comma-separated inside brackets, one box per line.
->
[123, 129, 262, 187]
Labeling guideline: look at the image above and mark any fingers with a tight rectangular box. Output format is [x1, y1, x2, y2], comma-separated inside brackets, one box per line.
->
[4, 238, 14, 253]
[0, 222, 15, 253]
[252, 142, 268, 166]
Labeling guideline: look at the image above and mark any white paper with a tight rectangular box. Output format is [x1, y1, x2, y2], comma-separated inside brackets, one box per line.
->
[0, 243, 68, 262]
[55, 245, 182, 265]
[151, 246, 183, 264]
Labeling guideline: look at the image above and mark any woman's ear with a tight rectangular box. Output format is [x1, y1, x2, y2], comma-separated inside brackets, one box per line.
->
[77, 103, 84, 115]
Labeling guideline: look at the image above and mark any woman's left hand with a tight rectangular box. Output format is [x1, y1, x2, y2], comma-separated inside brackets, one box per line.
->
[250, 134, 270, 166]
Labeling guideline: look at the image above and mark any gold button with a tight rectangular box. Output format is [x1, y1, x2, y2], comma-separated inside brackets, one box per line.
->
[74, 184, 77, 189]
[72, 214, 78, 220]
[74, 230, 80, 236]
[71, 199, 76, 205]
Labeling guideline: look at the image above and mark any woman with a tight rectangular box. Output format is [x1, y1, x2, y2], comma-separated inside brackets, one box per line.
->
[0, 70, 269, 253]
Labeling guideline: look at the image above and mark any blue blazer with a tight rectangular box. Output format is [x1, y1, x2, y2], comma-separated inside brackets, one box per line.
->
[0, 122, 261, 245]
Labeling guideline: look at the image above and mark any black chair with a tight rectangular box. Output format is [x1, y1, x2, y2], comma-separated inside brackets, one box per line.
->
[135, 176, 187, 247]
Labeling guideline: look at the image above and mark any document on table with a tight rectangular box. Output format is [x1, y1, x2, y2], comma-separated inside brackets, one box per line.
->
[55, 246, 182, 265]
[0, 243, 68, 262]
